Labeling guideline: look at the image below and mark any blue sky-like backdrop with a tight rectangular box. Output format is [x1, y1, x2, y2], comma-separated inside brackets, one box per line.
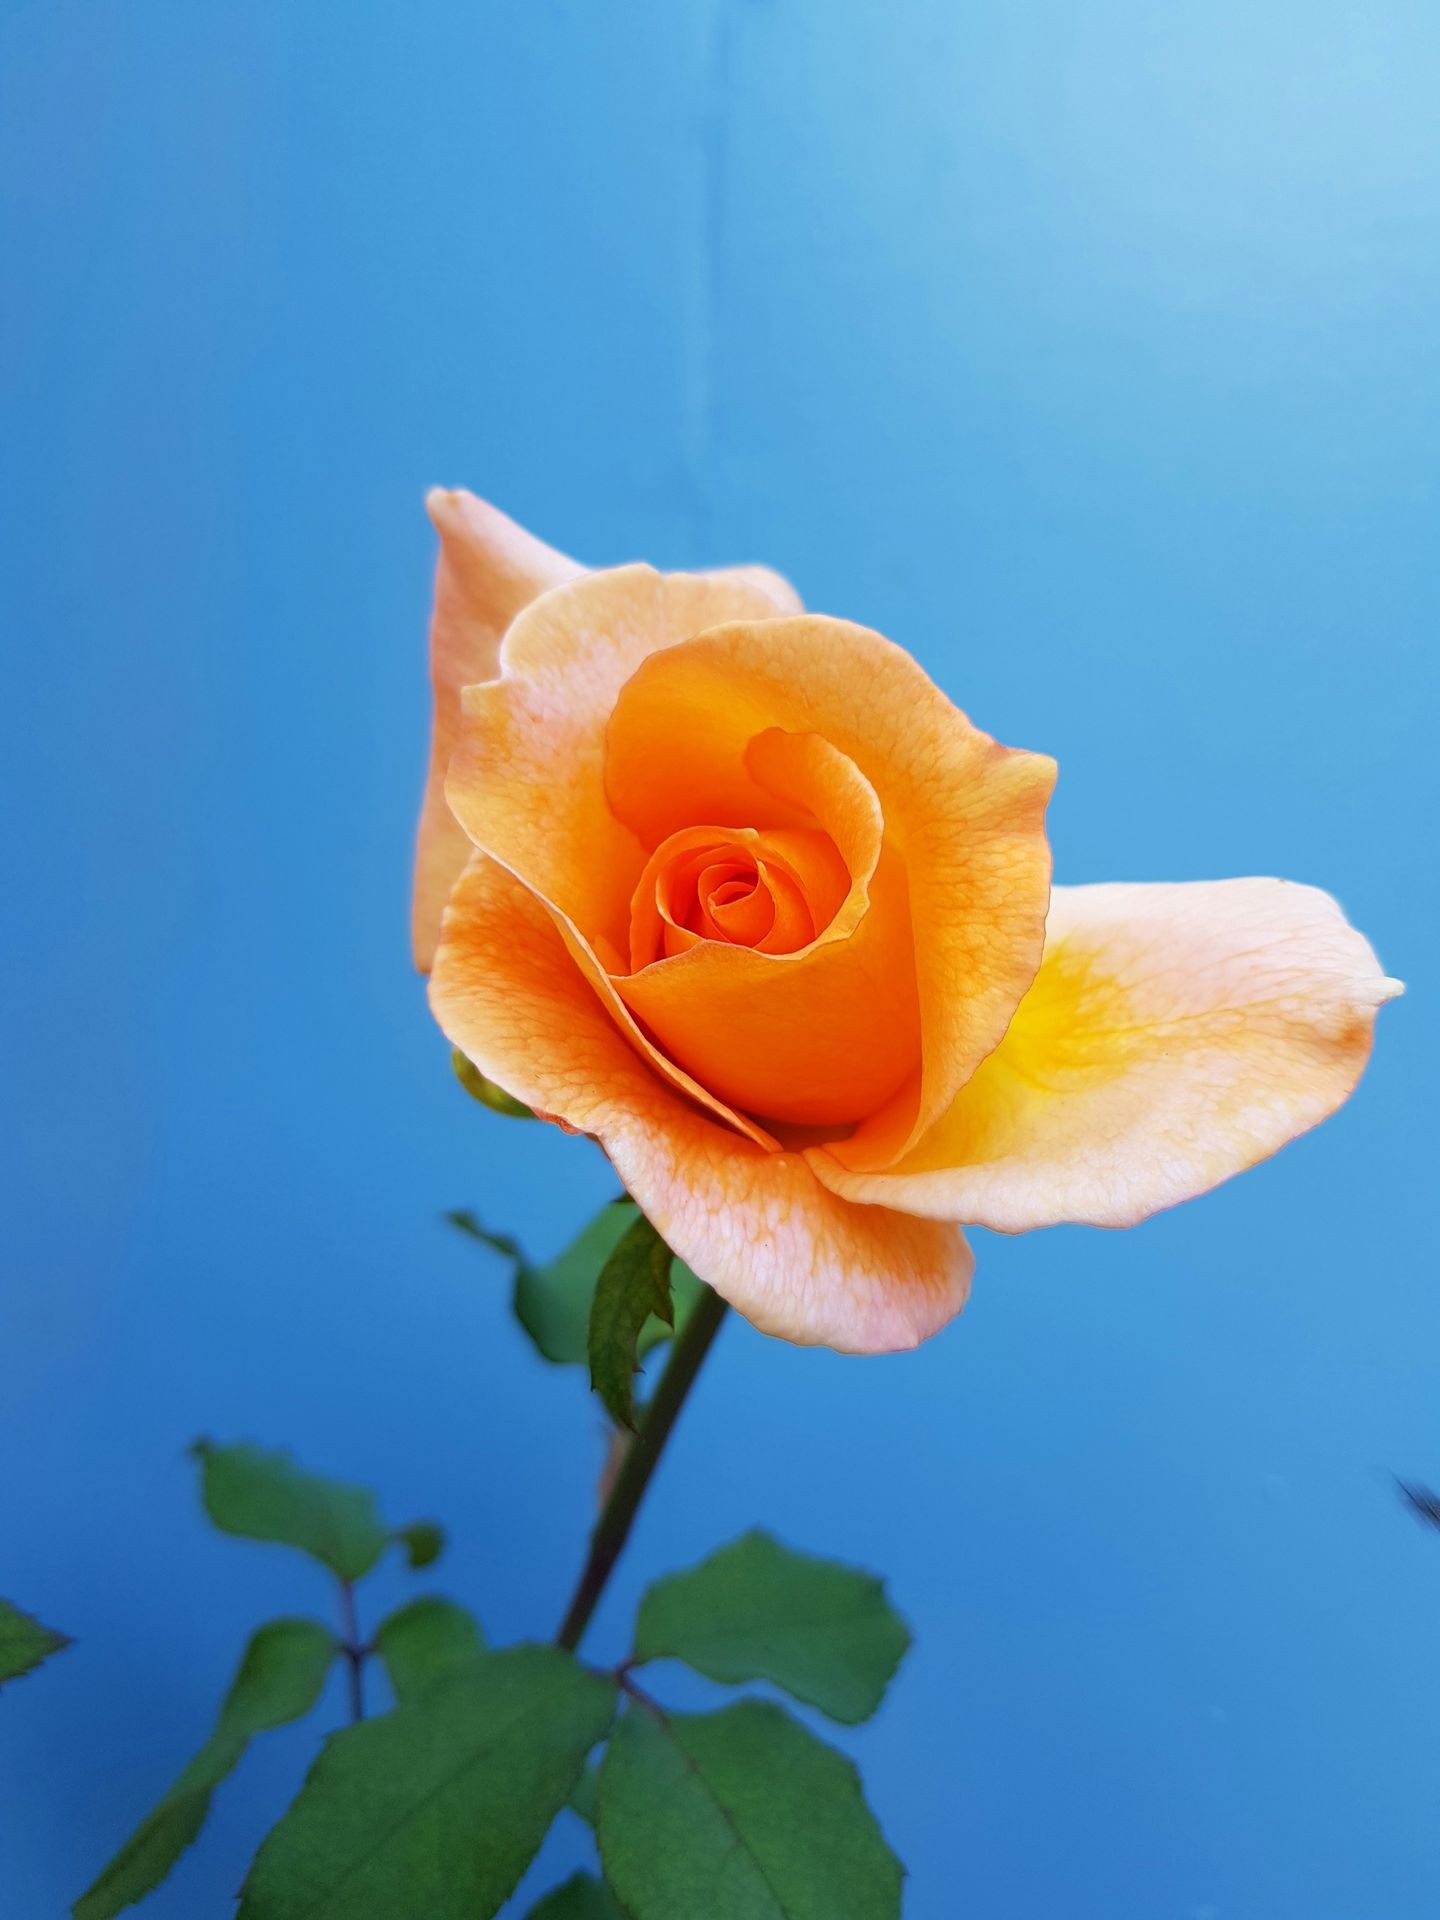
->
[3, 3, 1438, 1915]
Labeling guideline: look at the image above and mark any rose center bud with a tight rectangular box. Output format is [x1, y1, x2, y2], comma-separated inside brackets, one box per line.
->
[628, 825, 851, 969]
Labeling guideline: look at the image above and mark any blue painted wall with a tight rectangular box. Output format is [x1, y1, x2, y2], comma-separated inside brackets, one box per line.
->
[4, 4, 1437, 1914]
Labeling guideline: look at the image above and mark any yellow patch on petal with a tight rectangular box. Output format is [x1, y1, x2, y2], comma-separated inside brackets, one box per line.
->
[810, 879, 1401, 1230]
[429, 853, 972, 1352]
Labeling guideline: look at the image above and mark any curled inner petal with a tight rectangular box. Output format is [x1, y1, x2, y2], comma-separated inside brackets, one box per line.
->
[603, 616, 1056, 1154]
[631, 825, 850, 967]
[445, 566, 802, 971]
[612, 731, 922, 1127]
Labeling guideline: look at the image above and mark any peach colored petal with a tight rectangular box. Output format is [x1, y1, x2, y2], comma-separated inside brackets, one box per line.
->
[415, 492, 800, 971]
[629, 824, 846, 965]
[810, 879, 1401, 1230]
[413, 489, 584, 970]
[445, 564, 801, 960]
[548, 910, 779, 1151]
[611, 725, 921, 1126]
[615, 843, 919, 1128]
[603, 616, 1056, 1155]
[429, 853, 972, 1351]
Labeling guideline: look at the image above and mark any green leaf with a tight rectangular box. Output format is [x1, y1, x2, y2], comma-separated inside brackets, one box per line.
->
[74, 1617, 335, 1920]
[661, 1256, 703, 1355]
[567, 1759, 599, 1825]
[373, 1596, 485, 1707]
[633, 1530, 910, 1724]
[192, 1440, 391, 1582]
[519, 1203, 640, 1366]
[526, 1873, 625, 1919]
[452, 1048, 535, 1118]
[393, 1520, 445, 1569]
[452, 1199, 701, 1374]
[588, 1213, 675, 1430]
[446, 1208, 526, 1263]
[0, 1597, 71, 1687]
[238, 1645, 616, 1920]
[598, 1701, 902, 1920]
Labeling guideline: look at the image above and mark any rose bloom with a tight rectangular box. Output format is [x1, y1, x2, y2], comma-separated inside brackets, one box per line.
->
[415, 489, 1399, 1353]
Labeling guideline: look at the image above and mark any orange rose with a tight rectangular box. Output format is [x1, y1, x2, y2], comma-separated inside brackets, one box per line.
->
[417, 490, 1399, 1352]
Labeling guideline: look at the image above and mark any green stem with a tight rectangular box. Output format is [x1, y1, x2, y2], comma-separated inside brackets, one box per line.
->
[337, 1578, 365, 1723]
[556, 1284, 729, 1652]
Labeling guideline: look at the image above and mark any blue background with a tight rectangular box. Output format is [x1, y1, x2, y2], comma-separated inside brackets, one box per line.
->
[4, 3, 1437, 1915]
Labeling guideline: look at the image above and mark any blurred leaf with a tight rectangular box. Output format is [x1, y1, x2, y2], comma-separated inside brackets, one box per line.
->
[567, 1759, 599, 1826]
[452, 1049, 535, 1118]
[374, 1597, 485, 1707]
[74, 1618, 335, 1920]
[1397, 1479, 1440, 1529]
[597, 1700, 901, 1920]
[394, 1521, 445, 1569]
[633, 1530, 910, 1723]
[0, 1598, 70, 1687]
[446, 1210, 525, 1262]
[588, 1214, 675, 1430]
[526, 1873, 624, 1919]
[238, 1645, 616, 1920]
[451, 1200, 700, 1372]
[192, 1440, 390, 1582]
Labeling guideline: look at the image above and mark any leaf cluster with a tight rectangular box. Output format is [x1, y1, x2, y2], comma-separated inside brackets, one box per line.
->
[73, 1442, 477, 1919]
[74, 1196, 914, 1917]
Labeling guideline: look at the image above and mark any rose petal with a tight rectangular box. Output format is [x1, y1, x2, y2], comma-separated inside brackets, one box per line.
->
[603, 616, 1057, 1155]
[630, 824, 845, 964]
[445, 565, 801, 961]
[612, 728, 920, 1125]
[429, 853, 973, 1351]
[548, 909, 780, 1150]
[809, 878, 1401, 1230]
[413, 489, 584, 970]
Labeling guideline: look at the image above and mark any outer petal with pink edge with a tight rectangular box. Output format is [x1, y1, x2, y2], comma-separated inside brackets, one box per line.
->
[415, 498, 801, 970]
[429, 853, 974, 1352]
[413, 489, 582, 969]
[810, 878, 1400, 1231]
